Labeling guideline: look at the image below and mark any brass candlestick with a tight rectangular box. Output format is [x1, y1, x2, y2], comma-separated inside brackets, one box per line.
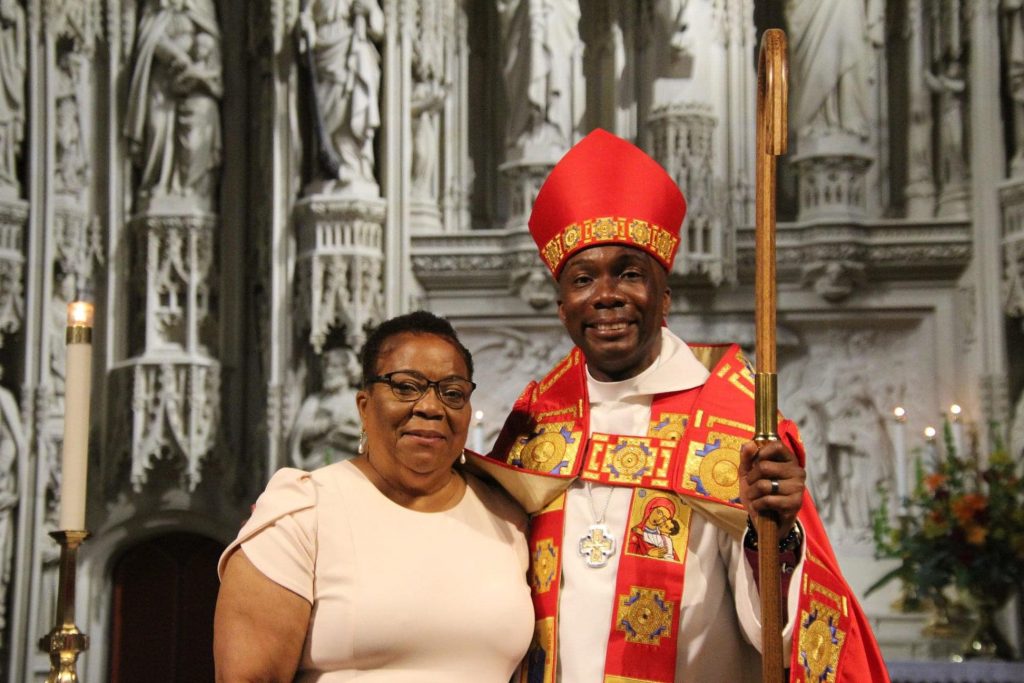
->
[39, 530, 90, 683]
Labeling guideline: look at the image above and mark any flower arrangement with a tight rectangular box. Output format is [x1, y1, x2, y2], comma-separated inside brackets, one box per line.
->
[868, 424, 1024, 658]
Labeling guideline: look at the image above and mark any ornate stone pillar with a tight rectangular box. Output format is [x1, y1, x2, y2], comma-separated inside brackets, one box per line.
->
[968, 0, 1009, 452]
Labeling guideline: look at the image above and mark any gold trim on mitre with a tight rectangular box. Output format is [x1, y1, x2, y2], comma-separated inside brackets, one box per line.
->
[541, 217, 680, 275]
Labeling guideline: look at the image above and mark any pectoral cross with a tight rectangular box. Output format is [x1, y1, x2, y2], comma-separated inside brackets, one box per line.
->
[579, 523, 616, 568]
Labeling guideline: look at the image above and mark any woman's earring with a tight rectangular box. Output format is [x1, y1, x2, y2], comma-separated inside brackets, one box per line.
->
[459, 450, 467, 465]
[358, 430, 367, 455]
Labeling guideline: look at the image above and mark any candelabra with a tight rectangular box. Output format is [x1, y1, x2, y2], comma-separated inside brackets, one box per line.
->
[38, 531, 90, 682]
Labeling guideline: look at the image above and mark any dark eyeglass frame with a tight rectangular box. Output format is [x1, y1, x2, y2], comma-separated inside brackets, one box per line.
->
[366, 370, 476, 410]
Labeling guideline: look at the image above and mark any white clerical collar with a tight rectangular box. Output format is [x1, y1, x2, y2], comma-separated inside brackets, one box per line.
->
[586, 328, 711, 403]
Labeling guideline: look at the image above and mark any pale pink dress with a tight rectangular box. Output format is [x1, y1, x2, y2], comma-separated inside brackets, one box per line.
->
[219, 460, 534, 682]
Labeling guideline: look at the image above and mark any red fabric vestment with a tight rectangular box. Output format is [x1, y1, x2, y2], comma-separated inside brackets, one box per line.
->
[472, 343, 889, 683]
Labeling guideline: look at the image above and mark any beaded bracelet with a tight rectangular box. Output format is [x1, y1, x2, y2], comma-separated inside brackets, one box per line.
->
[743, 517, 802, 553]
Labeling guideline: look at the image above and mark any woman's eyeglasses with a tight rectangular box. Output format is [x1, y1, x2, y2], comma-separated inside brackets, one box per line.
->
[367, 371, 475, 410]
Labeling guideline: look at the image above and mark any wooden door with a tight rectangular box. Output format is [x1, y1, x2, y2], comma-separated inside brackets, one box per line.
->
[109, 532, 224, 683]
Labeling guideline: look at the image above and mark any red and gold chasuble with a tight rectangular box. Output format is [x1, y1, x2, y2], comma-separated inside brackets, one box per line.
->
[472, 343, 889, 683]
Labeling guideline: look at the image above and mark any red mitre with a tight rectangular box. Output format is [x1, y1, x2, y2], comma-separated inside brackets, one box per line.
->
[528, 128, 687, 278]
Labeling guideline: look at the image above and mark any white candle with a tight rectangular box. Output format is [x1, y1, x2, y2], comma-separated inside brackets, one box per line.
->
[924, 426, 938, 464]
[473, 410, 485, 454]
[949, 403, 965, 457]
[893, 407, 907, 509]
[59, 301, 93, 531]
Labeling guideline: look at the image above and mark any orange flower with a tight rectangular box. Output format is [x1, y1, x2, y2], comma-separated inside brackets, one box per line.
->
[965, 524, 988, 545]
[925, 473, 947, 491]
[952, 493, 987, 524]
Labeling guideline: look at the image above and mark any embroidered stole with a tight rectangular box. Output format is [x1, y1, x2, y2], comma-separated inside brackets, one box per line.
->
[497, 344, 855, 682]
[514, 347, 756, 683]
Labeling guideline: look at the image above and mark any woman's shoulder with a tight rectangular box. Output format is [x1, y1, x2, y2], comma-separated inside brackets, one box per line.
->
[306, 458, 365, 497]
[256, 467, 315, 507]
[463, 470, 528, 529]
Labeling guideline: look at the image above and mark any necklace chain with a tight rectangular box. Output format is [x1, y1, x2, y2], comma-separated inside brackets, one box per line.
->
[585, 481, 614, 524]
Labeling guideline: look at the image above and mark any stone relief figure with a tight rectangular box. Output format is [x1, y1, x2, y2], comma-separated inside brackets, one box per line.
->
[297, 0, 384, 195]
[0, 0, 25, 197]
[52, 1, 99, 196]
[1004, 0, 1024, 175]
[410, 80, 446, 202]
[0, 382, 21, 642]
[124, 0, 223, 212]
[924, 59, 967, 192]
[787, 0, 876, 143]
[787, 332, 898, 542]
[288, 346, 361, 468]
[410, 1, 447, 203]
[54, 48, 89, 195]
[498, 0, 581, 158]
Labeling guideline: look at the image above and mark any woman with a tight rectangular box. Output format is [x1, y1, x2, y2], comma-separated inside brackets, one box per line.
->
[214, 311, 533, 681]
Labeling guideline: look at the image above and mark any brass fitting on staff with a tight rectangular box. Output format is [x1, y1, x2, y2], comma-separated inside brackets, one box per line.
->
[754, 372, 778, 442]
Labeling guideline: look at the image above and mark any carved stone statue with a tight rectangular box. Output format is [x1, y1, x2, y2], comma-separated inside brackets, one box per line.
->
[0, 383, 20, 642]
[1004, 0, 1024, 176]
[410, 2, 447, 203]
[124, 0, 223, 212]
[647, 0, 700, 103]
[498, 0, 581, 159]
[298, 0, 384, 195]
[410, 80, 445, 202]
[0, 0, 25, 197]
[924, 60, 966, 187]
[787, 0, 873, 143]
[54, 49, 89, 195]
[289, 346, 361, 468]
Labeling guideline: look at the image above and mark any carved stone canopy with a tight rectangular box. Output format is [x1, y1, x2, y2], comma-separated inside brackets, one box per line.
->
[294, 195, 387, 353]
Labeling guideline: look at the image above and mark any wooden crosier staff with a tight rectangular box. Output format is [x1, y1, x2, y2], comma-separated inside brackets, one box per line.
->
[755, 28, 787, 683]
